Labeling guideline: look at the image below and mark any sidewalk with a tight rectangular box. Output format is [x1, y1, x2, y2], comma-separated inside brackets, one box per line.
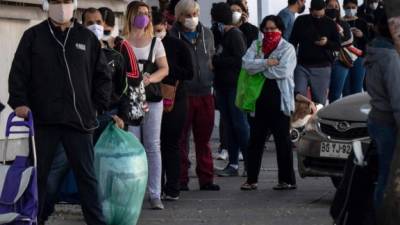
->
[47, 141, 336, 225]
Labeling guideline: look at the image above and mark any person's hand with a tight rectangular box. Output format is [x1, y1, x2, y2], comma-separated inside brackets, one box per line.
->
[315, 37, 328, 46]
[112, 115, 124, 129]
[309, 102, 318, 114]
[266, 59, 279, 67]
[242, 12, 249, 22]
[352, 28, 364, 38]
[143, 74, 151, 86]
[15, 106, 30, 118]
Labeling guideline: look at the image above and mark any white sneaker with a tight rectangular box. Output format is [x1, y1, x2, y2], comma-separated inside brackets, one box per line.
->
[217, 149, 229, 160]
[239, 152, 244, 161]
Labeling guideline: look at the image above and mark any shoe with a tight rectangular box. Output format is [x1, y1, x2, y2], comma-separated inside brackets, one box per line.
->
[217, 165, 239, 177]
[180, 184, 189, 191]
[241, 170, 247, 177]
[240, 182, 258, 191]
[163, 194, 179, 201]
[200, 183, 220, 191]
[273, 182, 297, 190]
[239, 152, 244, 161]
[150, 198, 165, 210]
[217, 149, 229, 160]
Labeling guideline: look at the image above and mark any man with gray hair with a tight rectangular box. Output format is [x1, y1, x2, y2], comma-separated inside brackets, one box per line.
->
[170, 0, 220, 191]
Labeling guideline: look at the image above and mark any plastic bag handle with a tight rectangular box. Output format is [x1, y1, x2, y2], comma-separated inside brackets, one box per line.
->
[5, 112, 34, 137]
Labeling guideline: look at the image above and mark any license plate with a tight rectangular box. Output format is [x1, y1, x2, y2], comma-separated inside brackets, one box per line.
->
[320, 142, 352, 159]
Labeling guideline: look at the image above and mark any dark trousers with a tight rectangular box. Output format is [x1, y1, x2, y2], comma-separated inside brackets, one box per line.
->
[215, 88, 249, 166]
[161, 96, 187, 197]
[35, 125, 106, 225]
[247, 80, 296, 185]
[179, 95, 215, 186]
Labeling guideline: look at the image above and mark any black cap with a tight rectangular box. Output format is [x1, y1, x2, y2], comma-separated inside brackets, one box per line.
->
[211, 2, 233, 25]
[310, 0, 326, 10]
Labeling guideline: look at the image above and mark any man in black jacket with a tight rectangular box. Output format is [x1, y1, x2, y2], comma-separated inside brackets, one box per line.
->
[290, 0, 340, 105]
[7, 1, 110, 224]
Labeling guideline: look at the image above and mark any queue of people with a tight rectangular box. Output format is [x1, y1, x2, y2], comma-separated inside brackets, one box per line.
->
[5, 0, 398, 224]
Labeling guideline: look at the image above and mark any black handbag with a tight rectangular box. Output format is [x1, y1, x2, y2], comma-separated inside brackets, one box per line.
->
[139, 37, 162, 102]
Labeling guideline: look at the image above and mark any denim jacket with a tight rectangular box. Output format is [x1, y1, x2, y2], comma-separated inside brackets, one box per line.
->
[242, 38, 296, 116]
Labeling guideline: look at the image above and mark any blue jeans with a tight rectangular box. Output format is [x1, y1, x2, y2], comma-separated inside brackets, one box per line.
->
[343, 57, 366, 97]
[328, 60, 350, 103]
[215, 89, 250, 166]
[368, 120, 397, 208]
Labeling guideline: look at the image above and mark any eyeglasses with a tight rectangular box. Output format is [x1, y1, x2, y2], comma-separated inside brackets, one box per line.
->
[49, 0, 73, 4]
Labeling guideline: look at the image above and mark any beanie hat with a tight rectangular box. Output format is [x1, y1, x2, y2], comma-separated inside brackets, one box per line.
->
[211, 2, 233, 25]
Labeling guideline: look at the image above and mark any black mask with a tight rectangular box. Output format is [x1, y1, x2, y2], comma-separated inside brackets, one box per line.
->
[299, 5, 306, 14]
[325, 9, 339, 20]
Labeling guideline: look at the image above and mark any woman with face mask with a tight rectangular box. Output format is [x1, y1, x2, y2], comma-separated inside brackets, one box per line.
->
[325, 0, 355, 103]
[169, 0, 221, 192]
[123, 0, 169, 210]
[241, 15, 297, 191]
[227, 0, 258, 49]
[151, 9, 194, 201]
[342, 0, 369, 97]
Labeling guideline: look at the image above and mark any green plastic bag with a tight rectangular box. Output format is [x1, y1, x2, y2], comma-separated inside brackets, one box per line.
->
[95, 123, 148, 225]
[235, 69, 266, 112]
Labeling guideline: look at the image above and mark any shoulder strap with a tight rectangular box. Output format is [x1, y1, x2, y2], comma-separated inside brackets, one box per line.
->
[147, 37, 157, 62]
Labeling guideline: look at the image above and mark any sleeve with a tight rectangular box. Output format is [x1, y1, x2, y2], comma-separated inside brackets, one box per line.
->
[115, 53, 130, 121]
[155, 38, 166, 59]
[325, 22, 341, 51]
[92, 41, 112, 112]
[264, 45, 297, 80]
[212, 31, 247, 70]
[242, 40, 267, 74]
[8, 30, 33, 109]
[289, 17, 300, 49]
[165, 39, 194, 83]
[279, 12, 291, 40]
[384, 56, 400, 128]
[341, 22, 353, 45]
[207, 29, 216, 57]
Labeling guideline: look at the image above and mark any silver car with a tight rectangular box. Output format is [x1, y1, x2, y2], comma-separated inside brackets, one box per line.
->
[296, 93, 372, 187]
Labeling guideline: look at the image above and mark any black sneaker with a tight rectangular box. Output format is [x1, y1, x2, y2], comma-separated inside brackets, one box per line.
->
[200, 183, 220, 191]
[273, 182, 297, 190]
[217, 165, 239, 177]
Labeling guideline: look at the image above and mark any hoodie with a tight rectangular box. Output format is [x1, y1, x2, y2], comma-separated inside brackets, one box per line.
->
[170, 22, 215, 96]
[365, 37, 400, 128]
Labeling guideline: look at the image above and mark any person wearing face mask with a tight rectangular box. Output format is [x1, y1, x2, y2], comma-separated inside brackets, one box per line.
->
[98, 7, 118, 48]
[358, 0, 385, 28]
[325, 0, 355, 103]
[210, 2, 248, 178]
[122, 0, 169, 210]
[290, 0, 340, 105]
[241, 15, 297, 191]
[7, 0, 111, 225]
[278, 0, 307, 40]
[151, 9, 194, 201]
[342, 0, 369, 97]
[169, 0, 221, 192]
[228, 0, 259, 49]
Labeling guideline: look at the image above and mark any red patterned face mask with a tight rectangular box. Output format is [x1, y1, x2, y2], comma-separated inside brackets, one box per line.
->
[262, 31, 282, 57]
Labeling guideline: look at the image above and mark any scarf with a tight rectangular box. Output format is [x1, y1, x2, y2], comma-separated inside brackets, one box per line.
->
[262, 31, 282, 58]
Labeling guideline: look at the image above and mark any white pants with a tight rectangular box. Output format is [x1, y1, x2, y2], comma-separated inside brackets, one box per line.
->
[129, 101, 163, 200]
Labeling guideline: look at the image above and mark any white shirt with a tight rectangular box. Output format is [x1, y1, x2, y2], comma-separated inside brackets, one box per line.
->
[131, 38, 166, 72]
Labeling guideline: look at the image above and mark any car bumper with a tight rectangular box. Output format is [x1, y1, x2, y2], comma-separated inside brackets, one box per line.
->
[297, 130, 371, 178]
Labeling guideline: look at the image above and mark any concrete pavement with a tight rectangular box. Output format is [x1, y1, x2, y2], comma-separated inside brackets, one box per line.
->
[46, 141, 336, 225]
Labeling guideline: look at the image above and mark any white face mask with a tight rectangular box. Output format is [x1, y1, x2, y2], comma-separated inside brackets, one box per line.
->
[369, 2, 379, 10]
[87, 24, 104, 40]
[183, 17, 199, 31]
[232, 12, 242, 24]
[345, 8, 358, 17]
[155, 31, 167, 39]
[48, 3, 74, 24]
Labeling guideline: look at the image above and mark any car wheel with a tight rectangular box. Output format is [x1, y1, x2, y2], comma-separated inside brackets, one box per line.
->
[331, 177, 342, 189]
